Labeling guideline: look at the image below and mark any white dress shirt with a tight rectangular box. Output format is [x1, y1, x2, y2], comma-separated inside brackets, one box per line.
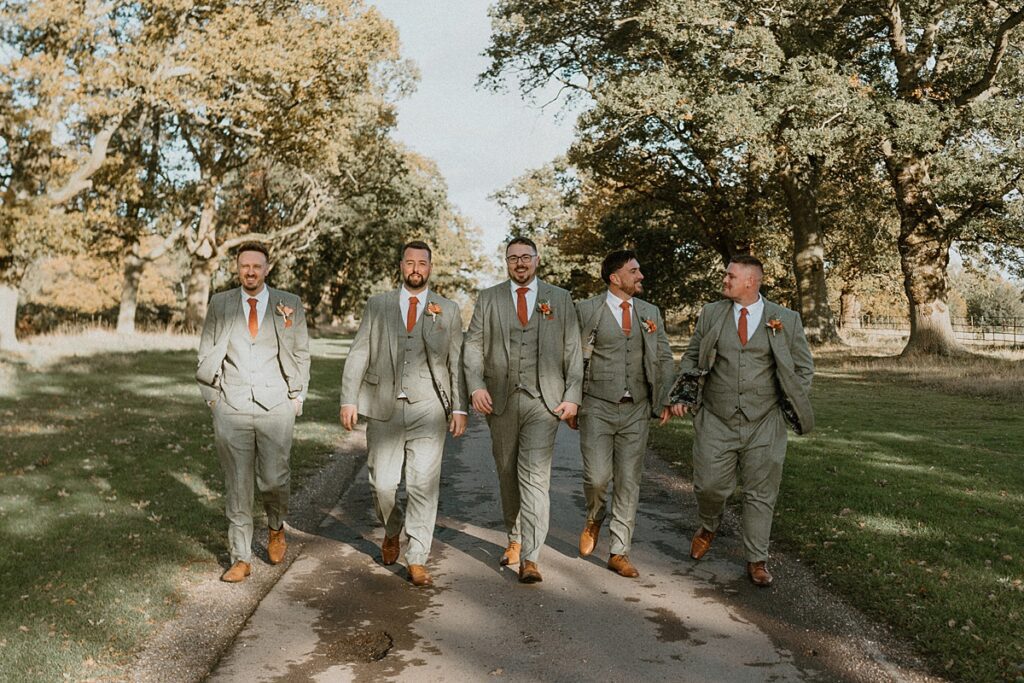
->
[733, 295, 765, 336]
[401, 286, 428, 327]
[509, 278, 538, 321]
[241, 285, 270, 330]
[605, 290, 635, 329]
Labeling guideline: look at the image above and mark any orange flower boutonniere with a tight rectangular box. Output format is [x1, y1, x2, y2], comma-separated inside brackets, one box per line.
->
[276, 302, 295, 329]
[537, 300, 554, 320]
[427, 302, 442, 321]
[641, 317, 657, 334]
[766, 318, 783, 336]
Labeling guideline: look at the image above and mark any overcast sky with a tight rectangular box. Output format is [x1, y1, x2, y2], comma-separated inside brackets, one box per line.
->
[370, 1, 580, 256]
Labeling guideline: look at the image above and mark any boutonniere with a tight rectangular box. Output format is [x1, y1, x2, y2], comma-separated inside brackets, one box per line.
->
[276, 301, 295, 329]
[426, 302, 442, 321]
[766, 317, 783, 336]
[537, 300, 554, 320]
[641, 317, 657, 334]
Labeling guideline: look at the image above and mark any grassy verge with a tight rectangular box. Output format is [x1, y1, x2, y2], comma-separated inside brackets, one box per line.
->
[649, 346, 1024, 682]
[0, 335, 350, 680]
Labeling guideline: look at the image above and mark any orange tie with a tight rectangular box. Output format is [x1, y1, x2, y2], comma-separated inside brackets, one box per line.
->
[620, 300, 631, 336]
[247, 298, 259, 338]
[407, 296, 419, 333]
[738, 307, 749, 346]
[516, 287, 529, 326]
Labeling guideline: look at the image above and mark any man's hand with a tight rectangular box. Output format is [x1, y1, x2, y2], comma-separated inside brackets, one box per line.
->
[449, 413, 468, 437]
[340, 404, 359, 431]
[670, 403, 688, 418]
[471, 389, 493, 415]
[293, 398, 303, 417]
[566, 414, 579, 430]
[659, 406, 674, 425]
[553, 401, 578, 423]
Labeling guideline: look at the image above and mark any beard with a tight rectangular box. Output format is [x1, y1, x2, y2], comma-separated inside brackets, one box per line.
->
[404, 272, 427, 289]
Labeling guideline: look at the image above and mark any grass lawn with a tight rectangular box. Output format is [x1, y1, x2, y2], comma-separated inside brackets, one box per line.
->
[0, 334, 351, 680]
[649, 346, 1024, 683]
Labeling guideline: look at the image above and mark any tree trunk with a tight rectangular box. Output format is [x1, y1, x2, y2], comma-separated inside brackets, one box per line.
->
[839, 289, 861, 330]
[0, 281, 21, 352]
[779, 162, 842, 345]
[183, 255, 218, 331]
[116, 248, 145, 334]
[885, 154, 964, 357]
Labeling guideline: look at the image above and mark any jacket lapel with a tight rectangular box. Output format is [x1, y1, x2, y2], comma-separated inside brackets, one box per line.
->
[537, 280, 556, 352]
[497, 280, 513, 358]
[699, 300, 731, 369]
[385, 289, 400, 372]
[762, 299, 794, 367]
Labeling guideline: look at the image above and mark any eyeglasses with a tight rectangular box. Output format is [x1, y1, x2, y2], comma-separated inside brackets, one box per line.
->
[506, 254, 536, 265]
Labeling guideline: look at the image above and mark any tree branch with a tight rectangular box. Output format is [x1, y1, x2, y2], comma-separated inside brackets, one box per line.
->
[954, 5, 1024, 106]
[47, 114, 124, 205]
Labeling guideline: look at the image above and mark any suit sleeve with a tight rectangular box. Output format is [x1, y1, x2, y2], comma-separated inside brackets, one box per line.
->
[291, 296, 311, 400]
[340, 299, 374, 407]
[561, 290, 584, 404]
[462, 293, 486, 397]
[447, 302, 467, 412]
[196, 294, 221, 403]
[653, 307, 676, 409]
[788, 311, 814, 394]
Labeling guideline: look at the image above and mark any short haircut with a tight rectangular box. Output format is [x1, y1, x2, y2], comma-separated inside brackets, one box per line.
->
[729, 253, 764, 276]
[506, 236, 538, 254]
[401, 240, 432, 261]
[236, 241, 269, 261]
[601, 249, 638, 284]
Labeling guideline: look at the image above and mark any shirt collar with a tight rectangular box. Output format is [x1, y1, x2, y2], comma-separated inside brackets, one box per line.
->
[607, 289, 633, 307]
[510, 278, 538, 294]
[401, 286, 429, 304]
[242, 286, 269, 305]
[733, 294, 763, 315]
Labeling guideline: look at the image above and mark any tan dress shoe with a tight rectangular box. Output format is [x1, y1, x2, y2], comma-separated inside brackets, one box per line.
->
[690, 527, 716, 560]
[268, 527, 287, 565]
[747, 561, 773, 587]
[221, 561, 251, 583]
[578, 521, 601, 557]
[408, 564, 434, 587]
[500, 540, 521, 566]
[518, 560, 543, 584]
[381, 534, 401, 565]
[607, 554, 639, 578]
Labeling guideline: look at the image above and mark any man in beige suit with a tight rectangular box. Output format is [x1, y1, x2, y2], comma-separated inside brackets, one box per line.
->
[197, 242, 310, 583]
[574, 250, 676, 578]
[463, 236, 583, 584]
[673, 254, 814, 587]
[340, 241, 467, 587]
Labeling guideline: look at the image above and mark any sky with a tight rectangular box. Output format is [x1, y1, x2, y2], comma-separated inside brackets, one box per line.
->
[369, 1, 580, 255]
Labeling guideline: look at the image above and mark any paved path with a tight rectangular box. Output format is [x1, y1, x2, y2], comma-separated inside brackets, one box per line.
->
[209, 416, 929, 682]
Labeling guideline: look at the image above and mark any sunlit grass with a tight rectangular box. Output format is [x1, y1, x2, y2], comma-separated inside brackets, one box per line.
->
[649, 345, 1024, 682]
[0, 333, 350, 680]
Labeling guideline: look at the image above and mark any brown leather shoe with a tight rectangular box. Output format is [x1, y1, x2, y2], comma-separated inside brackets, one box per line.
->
[690, 527, 716, 560]
[499, 540, 521, 566]
[578, 520, 601, 557]
[268, 527, 287, 565]
[607, 554, 639, 578]
[408, 564, 433, 587]
[221, 561, 251, 583]
[518, 560, 543, 584]
[747, 561, 773, 587]
[381, 534, 400, 565]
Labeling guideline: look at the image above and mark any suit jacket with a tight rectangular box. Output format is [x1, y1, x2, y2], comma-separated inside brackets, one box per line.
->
[463, 279, 584, 416]
[196, 287, 311, 404]
[340, 289, 466, 421]
[680, 298, 814, 434]
[575, 294, 676, 417]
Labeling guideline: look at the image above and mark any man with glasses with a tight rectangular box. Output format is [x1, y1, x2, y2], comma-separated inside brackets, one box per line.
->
[463, 237, 583, 583]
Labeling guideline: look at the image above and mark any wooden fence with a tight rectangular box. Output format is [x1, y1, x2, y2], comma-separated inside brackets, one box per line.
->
[854, 315, 1024, 347]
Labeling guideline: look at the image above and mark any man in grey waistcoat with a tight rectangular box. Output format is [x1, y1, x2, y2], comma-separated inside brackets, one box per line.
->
[196, 242, 310, 583]
[574, 250, 676, 578]
[463, 236, 583, 584]
[672, 254, 813, 586]
[340, 240, 467, 587]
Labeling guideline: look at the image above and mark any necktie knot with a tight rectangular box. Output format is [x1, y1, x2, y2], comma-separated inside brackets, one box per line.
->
[248, 297, 258, 309]
[740, 307, 748, 317]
